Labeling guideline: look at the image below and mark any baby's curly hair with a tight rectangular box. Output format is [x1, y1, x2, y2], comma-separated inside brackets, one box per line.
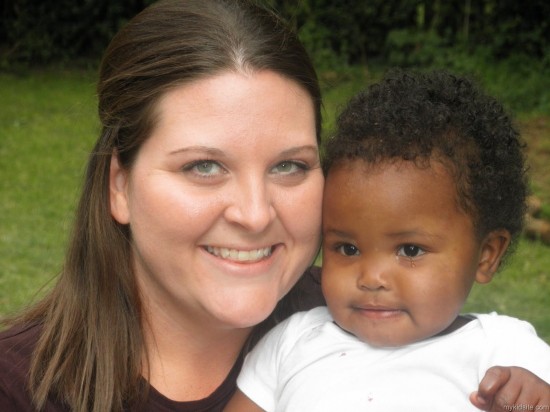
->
[324, 69, 528, 253]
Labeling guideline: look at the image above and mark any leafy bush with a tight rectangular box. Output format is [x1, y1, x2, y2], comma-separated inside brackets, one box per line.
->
[385, 29, 449, 67]
[1, 0, 155, 66]
[2, 0, 549, 73]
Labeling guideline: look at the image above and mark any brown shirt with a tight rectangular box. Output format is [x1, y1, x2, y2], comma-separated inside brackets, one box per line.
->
[0, 267, 324, 411]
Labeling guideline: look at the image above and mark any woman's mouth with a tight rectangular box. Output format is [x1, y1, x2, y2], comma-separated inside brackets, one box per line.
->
[205, 246, 273, 262]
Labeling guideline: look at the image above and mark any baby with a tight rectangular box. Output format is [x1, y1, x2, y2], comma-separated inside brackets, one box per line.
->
[225, 70, 550, 411]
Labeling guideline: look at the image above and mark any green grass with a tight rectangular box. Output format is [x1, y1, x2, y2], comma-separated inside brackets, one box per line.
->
[464, 239, 550, 343]
[0, 69, 98, 314]
[1, 64, 549, 344]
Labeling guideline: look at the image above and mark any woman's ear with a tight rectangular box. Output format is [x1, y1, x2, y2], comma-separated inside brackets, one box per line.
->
[475, 229, 512, 284]
[109, 151, 130, 224]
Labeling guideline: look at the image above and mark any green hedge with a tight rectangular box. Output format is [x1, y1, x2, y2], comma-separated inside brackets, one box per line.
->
[2, 0, 549, 68]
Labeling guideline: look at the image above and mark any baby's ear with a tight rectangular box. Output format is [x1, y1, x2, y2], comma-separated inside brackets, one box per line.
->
[475, 229, 511, 284]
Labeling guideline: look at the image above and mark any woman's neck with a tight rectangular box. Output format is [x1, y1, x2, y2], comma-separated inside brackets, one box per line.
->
[141, 301, 252, 402]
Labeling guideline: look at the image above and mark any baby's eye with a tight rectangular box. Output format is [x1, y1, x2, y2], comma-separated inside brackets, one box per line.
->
[397, 244, 425, 258]
[337, 244, 360, 256]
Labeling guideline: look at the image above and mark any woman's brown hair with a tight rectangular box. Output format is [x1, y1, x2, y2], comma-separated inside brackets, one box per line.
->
[13, 1, 321, 410]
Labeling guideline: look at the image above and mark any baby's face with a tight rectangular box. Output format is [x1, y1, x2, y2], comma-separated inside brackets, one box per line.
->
[321, 159, 484, 347]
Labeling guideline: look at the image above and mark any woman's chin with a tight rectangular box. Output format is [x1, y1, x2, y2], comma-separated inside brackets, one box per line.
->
[211, 297, 278, 330]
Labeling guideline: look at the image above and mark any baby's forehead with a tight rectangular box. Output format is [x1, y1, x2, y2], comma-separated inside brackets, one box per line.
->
[326, 156, 439, 176]
[324, 156, 467, 209]
[322, 156, 475, 229]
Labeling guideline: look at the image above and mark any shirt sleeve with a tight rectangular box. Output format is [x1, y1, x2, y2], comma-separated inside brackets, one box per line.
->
[236, 316, 295, 411]
[237, 309, 325, 412]
[477, 313, 550, 383]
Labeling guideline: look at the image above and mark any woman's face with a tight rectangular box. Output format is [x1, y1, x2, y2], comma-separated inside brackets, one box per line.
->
[110, 70, 323, 330]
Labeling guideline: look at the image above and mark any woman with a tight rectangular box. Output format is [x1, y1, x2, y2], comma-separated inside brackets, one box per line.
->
[0, 1, 324, 410]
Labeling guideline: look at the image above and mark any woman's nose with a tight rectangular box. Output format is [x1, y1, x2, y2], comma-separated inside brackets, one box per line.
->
[224, 177, 276, 233]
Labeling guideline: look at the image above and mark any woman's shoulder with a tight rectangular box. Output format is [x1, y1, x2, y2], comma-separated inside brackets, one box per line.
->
[0, 322, 40, 358]
[0, 323, 43, 410]
[0, 323, 41, 380]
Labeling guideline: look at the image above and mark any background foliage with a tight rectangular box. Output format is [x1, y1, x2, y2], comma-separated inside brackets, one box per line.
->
[2, 0, 549, 69]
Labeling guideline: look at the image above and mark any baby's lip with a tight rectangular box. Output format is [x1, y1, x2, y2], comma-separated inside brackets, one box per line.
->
[353, 304, 404, 318]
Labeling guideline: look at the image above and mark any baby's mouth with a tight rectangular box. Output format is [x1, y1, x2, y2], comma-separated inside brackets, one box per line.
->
[205, 246, 273, 262]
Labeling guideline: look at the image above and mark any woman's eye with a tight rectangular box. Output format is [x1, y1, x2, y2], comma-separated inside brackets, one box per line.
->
[184, 160, 224, 177]
[397, 244, 425, 258]
[270, 161, 307, 175]
[337, 244, 360, 256]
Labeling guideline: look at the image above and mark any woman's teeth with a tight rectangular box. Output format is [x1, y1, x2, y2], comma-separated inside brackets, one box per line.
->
[206, 246, 272, 262]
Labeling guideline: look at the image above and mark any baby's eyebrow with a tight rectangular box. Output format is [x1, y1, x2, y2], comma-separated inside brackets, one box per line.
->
[386, 229, 444, 240]
[323, 228, 354, 239]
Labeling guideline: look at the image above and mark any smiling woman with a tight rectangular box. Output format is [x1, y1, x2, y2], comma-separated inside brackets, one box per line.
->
[0, 1, 325, 411]
[109, 70, 323, 333]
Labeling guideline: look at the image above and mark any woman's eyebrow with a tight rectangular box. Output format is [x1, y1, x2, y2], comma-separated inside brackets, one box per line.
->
[278, 145, 319, 157]
[169, 145, 319, 157]
[169, 146, 225, 156]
